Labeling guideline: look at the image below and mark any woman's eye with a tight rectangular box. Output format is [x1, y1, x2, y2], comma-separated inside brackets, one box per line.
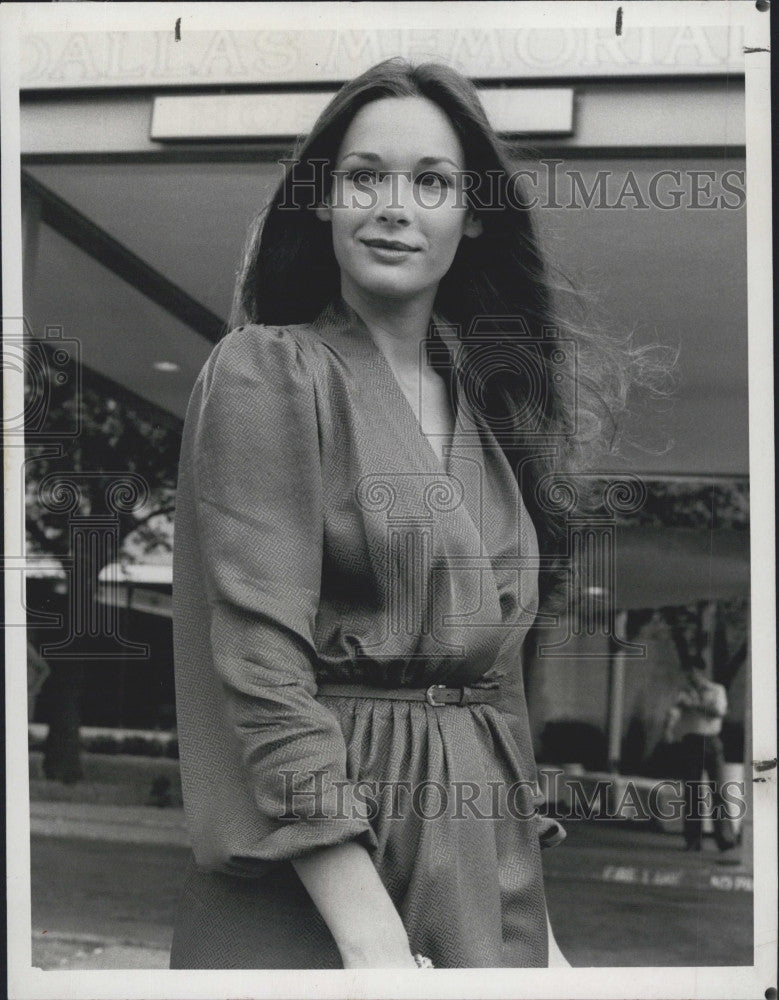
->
[416, 172, 449, 188]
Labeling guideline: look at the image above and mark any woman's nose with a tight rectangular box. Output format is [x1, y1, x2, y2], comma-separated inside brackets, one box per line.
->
[376, 173, 413, 224]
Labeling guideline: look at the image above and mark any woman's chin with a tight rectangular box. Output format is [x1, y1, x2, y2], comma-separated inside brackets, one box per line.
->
[349, 276, 434, 304]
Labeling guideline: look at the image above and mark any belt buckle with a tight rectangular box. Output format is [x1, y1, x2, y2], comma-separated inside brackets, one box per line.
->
[425, 684, 449, 707]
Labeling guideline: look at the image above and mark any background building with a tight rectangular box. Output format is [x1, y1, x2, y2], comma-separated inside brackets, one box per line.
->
[20, 24, 750, 779]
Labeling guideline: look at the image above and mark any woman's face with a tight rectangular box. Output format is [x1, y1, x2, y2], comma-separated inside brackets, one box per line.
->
[316, 95, 482, 307]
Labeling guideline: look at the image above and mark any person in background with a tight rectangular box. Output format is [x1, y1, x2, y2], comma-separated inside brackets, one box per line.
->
[663, 657, 739, 853]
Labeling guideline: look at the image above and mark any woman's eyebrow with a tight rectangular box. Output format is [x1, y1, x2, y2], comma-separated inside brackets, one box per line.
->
[339, 151, 381, 163]
[416, 156, 461, 169]
[339, 152, 461, 169]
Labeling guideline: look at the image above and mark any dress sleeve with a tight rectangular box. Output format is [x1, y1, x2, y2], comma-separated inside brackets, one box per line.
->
[190, 325, 378, 861]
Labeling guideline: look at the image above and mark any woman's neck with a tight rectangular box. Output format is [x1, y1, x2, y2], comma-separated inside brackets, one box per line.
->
[341, 284, 435, 374]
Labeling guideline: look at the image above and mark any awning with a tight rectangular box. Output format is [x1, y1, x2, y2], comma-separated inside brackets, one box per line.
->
[96, 562, 172, 618]
[613, 526, 749, 609]
[94, 525, 750, 621]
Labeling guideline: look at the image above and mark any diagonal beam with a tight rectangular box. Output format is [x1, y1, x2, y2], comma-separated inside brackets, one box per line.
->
[21, 171, 226, 344]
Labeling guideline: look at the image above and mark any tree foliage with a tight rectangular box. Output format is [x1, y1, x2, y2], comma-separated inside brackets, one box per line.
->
[25, 341, 181, 561]
[25, 340, 182, 781]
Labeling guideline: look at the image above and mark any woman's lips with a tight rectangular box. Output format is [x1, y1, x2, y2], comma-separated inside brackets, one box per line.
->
[360, 238, 421, 262]
[361, 238, 421, 252]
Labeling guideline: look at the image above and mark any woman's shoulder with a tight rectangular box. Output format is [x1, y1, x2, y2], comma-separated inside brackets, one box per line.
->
[199, 321, 325, 390]
[212, 321, 319, 362]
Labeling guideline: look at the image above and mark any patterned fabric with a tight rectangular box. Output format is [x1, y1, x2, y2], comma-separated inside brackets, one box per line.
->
[171, 296, 559, 968]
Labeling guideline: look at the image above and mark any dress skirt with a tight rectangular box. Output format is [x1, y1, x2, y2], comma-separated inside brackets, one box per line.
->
[169, 857, 342, 969]
[169, 695, 550, 970]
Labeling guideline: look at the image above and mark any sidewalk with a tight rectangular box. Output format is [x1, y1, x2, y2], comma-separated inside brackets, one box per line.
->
[30, 801, 185, 969]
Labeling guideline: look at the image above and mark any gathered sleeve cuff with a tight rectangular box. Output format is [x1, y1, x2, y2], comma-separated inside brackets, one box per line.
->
[535, 812, 567, 850]
[189, 325, 377, 863]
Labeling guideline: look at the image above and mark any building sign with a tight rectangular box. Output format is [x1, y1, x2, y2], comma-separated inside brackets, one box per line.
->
[20, 26, 744, 90]
[150, 88, 574, 140]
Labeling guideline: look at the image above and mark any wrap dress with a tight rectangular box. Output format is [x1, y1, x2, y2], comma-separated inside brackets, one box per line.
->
[170, 296, 563, 969]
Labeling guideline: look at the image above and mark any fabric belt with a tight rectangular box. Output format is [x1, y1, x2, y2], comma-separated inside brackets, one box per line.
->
[316, 682, 501, 707]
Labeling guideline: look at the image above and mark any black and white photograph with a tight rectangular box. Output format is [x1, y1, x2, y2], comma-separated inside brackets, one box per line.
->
[2, 3, 775, 998]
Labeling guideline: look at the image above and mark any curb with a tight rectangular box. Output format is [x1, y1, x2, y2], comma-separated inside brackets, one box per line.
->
[32, 929, 167, 952]
[31, 931, 170, 971]
[30, 800, 190, 848]
[30, 801, 753, 895]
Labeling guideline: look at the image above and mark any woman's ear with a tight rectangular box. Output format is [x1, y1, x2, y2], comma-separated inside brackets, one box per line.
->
[315, 201, 332, 222]
[463, 211, 483, 239]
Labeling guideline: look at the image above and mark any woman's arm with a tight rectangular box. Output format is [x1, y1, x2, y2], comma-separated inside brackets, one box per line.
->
[187, 328, 414, 965]
[663, 704, 681, 741]
[190, 328, 377, 855]
[292, 842, 417, 968]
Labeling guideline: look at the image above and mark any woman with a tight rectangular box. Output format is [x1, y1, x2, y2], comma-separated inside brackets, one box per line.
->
[170, 58, 643, 970]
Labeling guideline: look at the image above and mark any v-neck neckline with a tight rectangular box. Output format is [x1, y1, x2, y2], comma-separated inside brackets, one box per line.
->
[310, 298, 521, 612]
[313, 297, 465, 478]
[372, 339, 460, 478]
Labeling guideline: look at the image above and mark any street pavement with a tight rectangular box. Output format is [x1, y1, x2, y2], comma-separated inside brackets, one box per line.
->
[25, 800, 753, 970]
[541, 818, 752, 967]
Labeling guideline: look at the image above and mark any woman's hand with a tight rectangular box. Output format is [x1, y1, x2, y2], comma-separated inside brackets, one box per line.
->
[340, 940, 419, 969]
[337, 907, 418, 967]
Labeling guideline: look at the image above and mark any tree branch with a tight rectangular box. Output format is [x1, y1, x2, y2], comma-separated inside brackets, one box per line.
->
[25, 517, 68, 558]
[116, 504, 175, 543]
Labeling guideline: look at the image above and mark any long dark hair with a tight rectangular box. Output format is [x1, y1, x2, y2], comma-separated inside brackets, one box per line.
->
[234, 58, 671, 607]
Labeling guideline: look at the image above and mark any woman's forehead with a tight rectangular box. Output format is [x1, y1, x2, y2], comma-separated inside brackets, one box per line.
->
[336, 96, 465, 168]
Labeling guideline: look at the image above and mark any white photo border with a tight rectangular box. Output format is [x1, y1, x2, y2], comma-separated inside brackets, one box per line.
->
[2, 3, 775, 999]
